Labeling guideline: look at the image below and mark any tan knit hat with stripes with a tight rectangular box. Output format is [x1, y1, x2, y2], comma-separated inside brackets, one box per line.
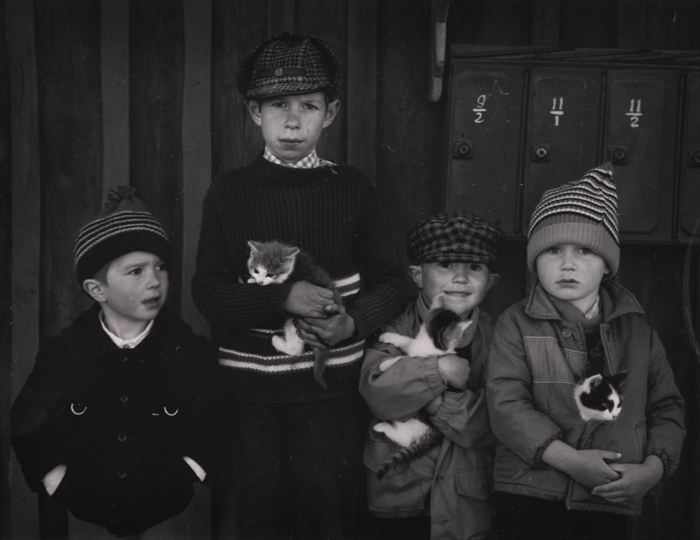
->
[526, 162, 620, 275]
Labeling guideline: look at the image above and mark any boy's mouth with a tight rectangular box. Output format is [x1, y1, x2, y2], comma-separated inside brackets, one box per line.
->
[556, 279, 579, 287]
[142, 296, 161, 308]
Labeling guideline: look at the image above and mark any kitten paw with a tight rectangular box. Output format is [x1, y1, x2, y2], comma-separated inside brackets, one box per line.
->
[271, 335, 305, 356]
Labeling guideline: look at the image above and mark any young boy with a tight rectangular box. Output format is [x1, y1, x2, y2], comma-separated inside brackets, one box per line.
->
[192, 33, 410, 539]
[11, 187, 218, 538]
[487, 163, 685, 540]
[359, 214, 500, 540]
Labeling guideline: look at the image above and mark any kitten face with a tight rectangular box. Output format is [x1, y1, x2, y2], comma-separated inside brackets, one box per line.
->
[247, 240, 299, 285]
[574, 372, 626, 422]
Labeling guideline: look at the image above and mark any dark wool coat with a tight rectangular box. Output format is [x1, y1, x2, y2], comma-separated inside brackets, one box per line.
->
[11, 305, 220, 537]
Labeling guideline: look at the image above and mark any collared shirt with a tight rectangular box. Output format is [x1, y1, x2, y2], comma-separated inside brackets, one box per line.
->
[99, 314, 154, 349]
[263, 147, 334, 169]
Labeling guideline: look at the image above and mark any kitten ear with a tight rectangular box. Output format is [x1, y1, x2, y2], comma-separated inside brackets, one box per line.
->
[248, 240, 261, 253]
[609, 371, 627, 390]
[587, 373, 603, 388]
[285, 246, 300, 258]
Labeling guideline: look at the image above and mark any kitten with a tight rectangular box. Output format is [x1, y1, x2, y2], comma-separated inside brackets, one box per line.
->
[373, 306, 472, 479]
[573, 372, 626, 422]
[246, 240, 341, 388]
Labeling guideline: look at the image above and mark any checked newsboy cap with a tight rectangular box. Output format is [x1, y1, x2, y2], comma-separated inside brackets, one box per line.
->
[239, 33, 339, 100]
[407, 214, 500, 266]
[73, 186, 171, 284]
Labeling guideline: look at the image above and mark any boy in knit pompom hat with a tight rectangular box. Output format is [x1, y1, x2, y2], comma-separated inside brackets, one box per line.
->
[486, 163, 685, 540]
[12, 187, 219, 538]
[360, 214, 500, 540]
[193, 33, 410, 540]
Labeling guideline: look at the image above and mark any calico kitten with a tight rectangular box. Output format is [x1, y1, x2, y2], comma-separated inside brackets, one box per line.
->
[373, 306, 472, 479]
[246, 240, 342, 388]
[573, 372, 626, 422]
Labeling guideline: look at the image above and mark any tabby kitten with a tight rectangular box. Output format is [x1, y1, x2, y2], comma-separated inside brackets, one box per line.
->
[246, 240, 341, 388]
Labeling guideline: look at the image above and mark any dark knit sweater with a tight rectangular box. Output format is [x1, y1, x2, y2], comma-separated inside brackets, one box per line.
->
[192, 155, 411, 403]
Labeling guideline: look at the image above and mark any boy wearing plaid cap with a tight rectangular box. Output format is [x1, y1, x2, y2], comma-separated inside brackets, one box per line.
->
[193, 33, 409, 539]
[360, 214, 500, 540]
[487, 163, 685, 540]
[12, 187, 219, 538]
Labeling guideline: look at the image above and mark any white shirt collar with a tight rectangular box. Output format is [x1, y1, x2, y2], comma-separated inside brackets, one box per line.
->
[99, 313, 154, 349]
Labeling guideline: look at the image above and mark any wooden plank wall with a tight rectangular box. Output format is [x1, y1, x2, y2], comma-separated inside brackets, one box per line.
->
[3, 0, 700, 538]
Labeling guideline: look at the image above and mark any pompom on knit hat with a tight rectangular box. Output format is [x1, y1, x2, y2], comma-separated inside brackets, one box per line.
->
[407, 214, 500, 266]
[526, 162, 620, 275]
[238, 33, 339, 100]
[73, 186, 171, 283]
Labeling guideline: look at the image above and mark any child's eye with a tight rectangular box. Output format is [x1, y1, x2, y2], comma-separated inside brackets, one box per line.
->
[156, 263, 168, 272]
[271, 100, 287, 109]
[303, 102, 319, 111]
[469, 263, 484, 272]
[578, 247, 592, 255]
[129, 267, 143, 276]
[545, 246, 561, 255]
[439, 262, 451, 269]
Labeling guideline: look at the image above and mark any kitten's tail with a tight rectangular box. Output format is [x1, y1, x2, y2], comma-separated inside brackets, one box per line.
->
[313, 347, 329, 389]
[376, 427, 442, 480]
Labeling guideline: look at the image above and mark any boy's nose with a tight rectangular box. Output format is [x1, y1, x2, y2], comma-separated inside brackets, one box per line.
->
[452, 264, 470, 281]
[561, 251, 576, 269]
[284, 109, 301, 127]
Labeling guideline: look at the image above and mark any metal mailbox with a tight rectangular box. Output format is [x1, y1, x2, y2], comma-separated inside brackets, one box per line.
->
[604, 69, 679, 241]
[445, 64, 525, 234]
[522, 68, 603, 232]
[679, 72, 700, 238]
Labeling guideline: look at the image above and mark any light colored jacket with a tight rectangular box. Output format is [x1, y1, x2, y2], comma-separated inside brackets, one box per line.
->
[487, 280, 685, 515]
[360, 298, 493, 540]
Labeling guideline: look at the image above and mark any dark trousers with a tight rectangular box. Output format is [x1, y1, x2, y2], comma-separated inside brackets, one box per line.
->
[365, 515, 430, 540]
[493, 492, 628, 540]
[212, 394, 368, 540]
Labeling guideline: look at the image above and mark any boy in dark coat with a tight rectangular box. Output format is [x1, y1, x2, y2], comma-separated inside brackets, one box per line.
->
[11, 187, 218, 538]
[192, 33, 410, 539]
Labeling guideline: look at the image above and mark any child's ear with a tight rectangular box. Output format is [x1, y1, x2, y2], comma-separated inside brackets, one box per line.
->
[408, 265, 423, 289]
[486, 272, 500, 292]
[247, 100, 263, 126]
[322, 99, 340, 128]
[82, 278, 106, 303]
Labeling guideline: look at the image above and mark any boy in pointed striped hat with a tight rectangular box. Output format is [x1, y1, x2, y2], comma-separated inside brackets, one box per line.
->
[486, 163, 685, 540]
[11, 187, 219, 538]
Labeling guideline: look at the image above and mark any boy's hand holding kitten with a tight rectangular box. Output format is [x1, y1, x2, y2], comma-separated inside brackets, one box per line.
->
[437, 354, 470, 389]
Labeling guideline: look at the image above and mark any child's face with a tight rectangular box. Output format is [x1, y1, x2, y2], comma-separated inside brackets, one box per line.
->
[86, 251, 169, 334]
[247, 92, 339, 163]
[410, 261, 495, 317]
[536, 243, 608, 312]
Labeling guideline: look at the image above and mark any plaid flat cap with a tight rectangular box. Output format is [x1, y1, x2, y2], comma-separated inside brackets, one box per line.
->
[407, 214, 500, 266]
[240, 33, 338, 100]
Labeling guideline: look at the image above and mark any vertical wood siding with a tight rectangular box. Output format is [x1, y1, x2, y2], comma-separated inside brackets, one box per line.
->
[4, 1, 700, 538]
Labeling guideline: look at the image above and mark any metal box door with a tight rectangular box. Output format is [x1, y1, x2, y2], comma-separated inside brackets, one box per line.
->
[522, 68, 602, 232]
[446, 64, 525, 235]
[604, 69, 680, 241]
[679, 72, 700, 239]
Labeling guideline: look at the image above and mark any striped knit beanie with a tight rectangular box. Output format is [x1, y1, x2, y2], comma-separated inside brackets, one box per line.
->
[527, 162, 620, 275]
[239, 33, 339, 100]
[73, 186, 171, 283]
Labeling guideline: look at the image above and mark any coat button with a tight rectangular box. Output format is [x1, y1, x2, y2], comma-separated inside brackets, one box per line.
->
[117, 433, 128, 443]
[120, 355, 128, 364]
[119, 394, 129, 405]
[562, 328, 573, 338]
[117, 471, 128, 480]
